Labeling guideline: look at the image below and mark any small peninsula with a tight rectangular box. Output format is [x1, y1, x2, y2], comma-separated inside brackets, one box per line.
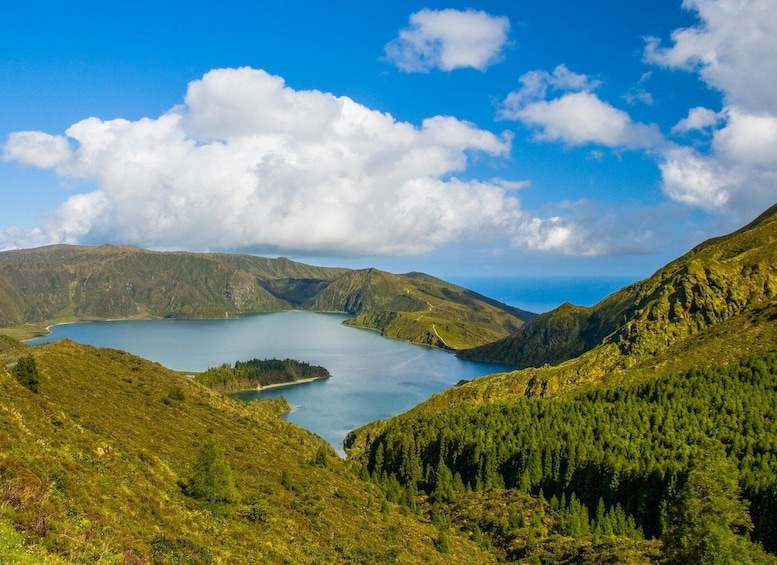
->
[194, 357, 330, 393]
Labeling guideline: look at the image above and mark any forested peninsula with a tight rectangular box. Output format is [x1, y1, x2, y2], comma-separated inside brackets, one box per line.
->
[194, 358, 330, 393]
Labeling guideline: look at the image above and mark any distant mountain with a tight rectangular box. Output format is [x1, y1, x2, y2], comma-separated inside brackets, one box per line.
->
[306, 268, 532, 349]
[460, 202, 777, 372]
[0, 244, 532, 349]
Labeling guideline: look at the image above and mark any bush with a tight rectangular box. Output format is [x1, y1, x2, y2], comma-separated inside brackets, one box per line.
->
[11, 355, 40, 393]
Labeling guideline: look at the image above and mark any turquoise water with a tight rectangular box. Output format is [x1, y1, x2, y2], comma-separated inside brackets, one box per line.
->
[28, 276, 634, 453]
[30, 312, 512, 453]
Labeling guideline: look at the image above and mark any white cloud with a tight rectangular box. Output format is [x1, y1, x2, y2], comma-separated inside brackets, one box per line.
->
[5, 67, 577, 256]
[658, 145, 736, 210]
[671, 106, 722, 134]
[510, 216, 603, 256]
[516, 91, 662, 149]
[623, 72, 655, 106]
[500, 66, 662, 149]
[645, 0, 777, 114]
[507, 200, 682, 257]
[3, 131, 72, 169]
[713, 108, 777, 168]
[645, 1, 777, 219]
[385, 9, 510, 72]
[500, 65, 599, 114]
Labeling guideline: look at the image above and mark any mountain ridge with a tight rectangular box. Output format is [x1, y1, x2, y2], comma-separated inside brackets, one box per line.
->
[0, 244, 533, 349]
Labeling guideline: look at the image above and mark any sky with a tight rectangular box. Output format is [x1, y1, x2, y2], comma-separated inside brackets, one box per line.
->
[1, 0, 776, 281]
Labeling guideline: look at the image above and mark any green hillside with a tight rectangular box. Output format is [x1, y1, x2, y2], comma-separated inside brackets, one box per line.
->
[0, 244, 343, 327]
[345, 204, 777, 563]
[0, 339, 492, 564]
[307, 268, 532, 350]
[0, 245, 530, 349]
[461, 202, 777, 370]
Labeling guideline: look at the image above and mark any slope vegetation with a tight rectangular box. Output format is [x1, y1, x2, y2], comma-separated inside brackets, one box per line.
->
[346, 204, 777, 563]
[0, 339, 492, 564]
[308, 269, 532, 350]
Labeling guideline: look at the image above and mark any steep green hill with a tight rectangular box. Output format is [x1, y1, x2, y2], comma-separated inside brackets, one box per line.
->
[348, 353, 777, 562]
[0, 338, 492, 564]
[307, 268, 532, 350]
[344, 204, 777, 563]
[0, 245, 530, 349]
[0, 244, 344, 326]
[461, 202, 777, 369]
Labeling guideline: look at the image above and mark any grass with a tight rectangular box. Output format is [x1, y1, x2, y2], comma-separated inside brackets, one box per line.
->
[0, 338, 493, 564]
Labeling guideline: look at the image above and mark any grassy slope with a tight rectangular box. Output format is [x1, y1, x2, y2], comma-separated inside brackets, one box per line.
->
[349, 203, 777, 449]
[0, 340, 492, 564]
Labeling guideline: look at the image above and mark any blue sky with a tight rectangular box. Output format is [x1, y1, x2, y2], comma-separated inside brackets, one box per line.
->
[1, 0, 775, 281]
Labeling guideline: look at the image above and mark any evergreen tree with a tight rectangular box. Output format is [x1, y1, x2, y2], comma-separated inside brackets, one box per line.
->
[661, 447, 755, 564]
[186, 441, 239, 506]
[12, 355, 40, 393]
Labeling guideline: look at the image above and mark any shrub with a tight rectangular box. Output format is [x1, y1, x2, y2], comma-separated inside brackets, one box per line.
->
[11, 355, 40, 393]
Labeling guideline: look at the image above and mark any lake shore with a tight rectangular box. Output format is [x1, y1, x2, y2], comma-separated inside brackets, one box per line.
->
[256, 375, 329, 391]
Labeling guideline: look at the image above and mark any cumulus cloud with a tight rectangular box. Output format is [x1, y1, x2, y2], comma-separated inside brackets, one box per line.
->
[713, 108, 777, 169]
[5, 67, 611, 256]
[500, 65, 662, 149]
[516, 91, 662, 149]
[671, 106, 722, 134]
[3, 131, 72, 169]
[385, 8, 510, 72]
[644, 0, 777, 114]
[508, 200, 685, 257]
[644, 0, 777, 218]
[658, 145, 736, 210]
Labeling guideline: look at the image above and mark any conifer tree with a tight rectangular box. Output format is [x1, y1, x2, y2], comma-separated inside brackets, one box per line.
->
[661, 447, 755, 564]
[186, 441, 239, 506]
[12, 355, 40, 393]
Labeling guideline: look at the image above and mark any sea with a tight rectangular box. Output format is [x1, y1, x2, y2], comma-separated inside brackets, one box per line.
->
[28, 276, 635, 453]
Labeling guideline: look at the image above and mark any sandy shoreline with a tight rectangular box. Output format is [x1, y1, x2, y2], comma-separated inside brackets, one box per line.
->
[256, 375, 329, 391]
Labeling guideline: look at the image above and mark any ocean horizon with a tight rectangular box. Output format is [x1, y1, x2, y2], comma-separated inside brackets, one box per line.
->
[449, 275, 638, 314]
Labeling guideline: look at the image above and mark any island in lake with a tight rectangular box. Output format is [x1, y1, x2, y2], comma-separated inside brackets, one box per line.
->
[193, 357, 330, 393]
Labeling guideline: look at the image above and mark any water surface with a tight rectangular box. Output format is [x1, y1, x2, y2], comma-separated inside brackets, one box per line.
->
[31, 312, 510, 453]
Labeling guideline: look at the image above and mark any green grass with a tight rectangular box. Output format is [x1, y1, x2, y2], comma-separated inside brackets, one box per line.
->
[0, 338, 493, 564]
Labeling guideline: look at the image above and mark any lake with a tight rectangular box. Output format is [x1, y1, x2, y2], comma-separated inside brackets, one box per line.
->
[28, 276, 635, 454]
[30, 312, 512, 454]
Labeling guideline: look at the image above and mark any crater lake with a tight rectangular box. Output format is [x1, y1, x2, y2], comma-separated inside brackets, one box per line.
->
[30, 312, 512, 454]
